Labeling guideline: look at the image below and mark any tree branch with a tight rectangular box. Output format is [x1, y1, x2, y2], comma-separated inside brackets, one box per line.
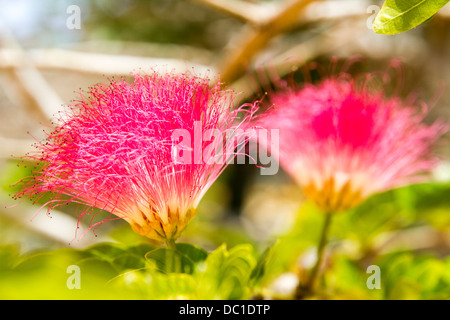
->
[0, 48, 215, 77]
[190, 0, 270, 25]
[229, 18, 365, 101]
[0, 21, 64, 122]
[218, 0, 322, 84]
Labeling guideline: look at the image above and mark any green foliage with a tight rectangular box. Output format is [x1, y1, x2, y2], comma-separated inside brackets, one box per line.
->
[323, 256, 382, 300]
[0, 159, 34, 194]
[1, 0, 449, 302]
[0, 242, 258, 299]
[194, 244, 257, 299]
[250, 240, 279, 290]
[373, 0, 450, 35]
[112, 242, 257, 299]
[145, 247, 198, 274]
[1, 163, 449, 300]
[377, 252, 450, 299]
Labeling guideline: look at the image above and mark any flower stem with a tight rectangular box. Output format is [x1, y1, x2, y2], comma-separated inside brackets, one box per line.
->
[165, 238, 177, 250]
[296, 211, 333, 298]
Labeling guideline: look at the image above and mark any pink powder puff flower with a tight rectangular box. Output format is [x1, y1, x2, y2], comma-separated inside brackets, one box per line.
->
[258, 75, 448, 213]
[14, 71, 257, 244]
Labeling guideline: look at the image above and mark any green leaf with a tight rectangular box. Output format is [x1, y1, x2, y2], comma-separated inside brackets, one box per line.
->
[323, 256, 382, 299]
[175, 242, 208, 264]
[0, 159, 34, 194]
[250, 240, 279, 289]
[111, 253, 147, 272]
[145, 248, 194, 274]
[84, 242, 127, 261]
[373, 0, 449, 35]
[0, 245, 20, 270]
[151, 273, 197, 299]
[387, 278, 422, 299]
[0, 248, 122, 299]
[376, 252, 450, 299]
[76, 257, 119, 280]
[195, 244, 256, 299]
[13, 252, 60, 273]
[110, 268, 197, 299]
[126, 243, 155, 257]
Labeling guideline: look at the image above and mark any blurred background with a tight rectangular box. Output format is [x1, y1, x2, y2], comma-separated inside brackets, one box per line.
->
[1, 0, 450, 299]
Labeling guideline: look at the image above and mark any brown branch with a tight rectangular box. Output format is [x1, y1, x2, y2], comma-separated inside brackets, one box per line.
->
[229, 18, 365, 101]
[0, 22, 64, 123]
[0, 48, 215, 77]
[218, 0, 322, 84]
[190, 0, 269, 25]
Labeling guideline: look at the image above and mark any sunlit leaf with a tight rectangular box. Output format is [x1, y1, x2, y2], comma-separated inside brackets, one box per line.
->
[0, 245, 20, 271]
[175, 242, 208, 264]
[376, 252, 450, 299]
[112, 253, 147, 272]
[152, 273, 197, 299]
[250, 240, 279, 289]
[387, 278, 422, 299]
[373, 0, 449, 35]
[126, 243, 155, 257]
[145, 248, 194, 274]
[194, 244, 256, 299]
[84, 242, 127, 261]
[76, 257, 119, 280]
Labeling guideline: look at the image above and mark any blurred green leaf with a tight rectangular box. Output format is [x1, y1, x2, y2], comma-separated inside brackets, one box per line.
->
[0, 247, 122, 299]
[377, 252, 450, 299]
[84, 242, 127, 261]
[76, 257, 118, 280]
[0, 160, 33, 194]
[329, 182, 450, 254]
[126, 243, 156, 257]
[249, 240, 279, 290]
[112, 253, 146, 272]
[151, 273, 197, 299]
[387, 278, 422, 299]
[0, 245, 20, 271]
[110, 243, 258, 299]
[195, 244, 257, 299]
[110, 268, 197, 299]
[323, 256, 382, 300]
[175, 242, 208, 264]
[145, 248, 195, 274]
[373, 0, 449, 35]
[258, 203, 326, 282]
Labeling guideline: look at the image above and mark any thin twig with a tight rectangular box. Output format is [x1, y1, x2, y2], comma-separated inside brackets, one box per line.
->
[218, 0, 322, 84]
[0, 21, 64, 122]
[0, 48, 215, 77]
[229, 18, 365, 101]
[190, 0, 270, 25]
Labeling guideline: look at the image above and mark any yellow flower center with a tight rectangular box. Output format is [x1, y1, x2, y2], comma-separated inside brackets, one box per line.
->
[303, 176, 363, 212]
[129, 207, 198, 242]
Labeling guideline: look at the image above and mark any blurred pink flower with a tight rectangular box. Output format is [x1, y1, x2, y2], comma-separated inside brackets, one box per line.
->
[15, 71, 257, 242]
[258, 76, 448, 213]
